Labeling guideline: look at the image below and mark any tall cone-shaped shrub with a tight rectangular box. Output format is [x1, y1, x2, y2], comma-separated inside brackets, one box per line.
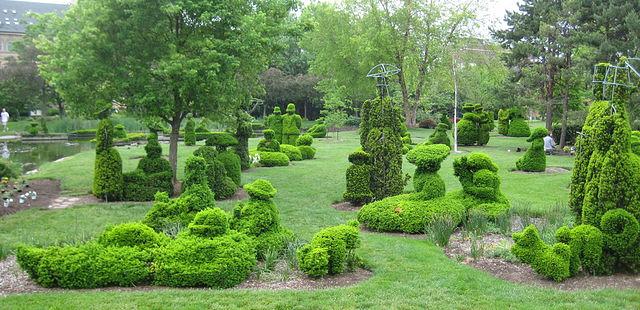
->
[359, 97, 405, 200]
[93, 118, 123, 201]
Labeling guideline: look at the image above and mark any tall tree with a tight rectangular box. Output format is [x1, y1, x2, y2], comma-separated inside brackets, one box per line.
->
[36, 0, 294, 184]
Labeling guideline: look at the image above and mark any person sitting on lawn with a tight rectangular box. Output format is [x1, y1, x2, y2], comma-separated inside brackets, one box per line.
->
[543, 131, 556, 155]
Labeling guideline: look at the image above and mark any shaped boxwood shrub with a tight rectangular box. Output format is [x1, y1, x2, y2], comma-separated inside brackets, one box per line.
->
[343, 151, 373, 205]
[297, 221, 360, 277]
[113, 124, 127, 139]
[298, 146, 316, 160]
[296, 134, 313, 146]
[600, 208, 639, 254]
[93, 118, 123, 201]
[511, 225, 572, 282]
[307, 122, 327, 138]
[258, 151, 289, 167]
[281, 103, 302, 145]
[138, 134, 172, 175]
[124, 135, 173, 201]
[406, 144, 449, 200]
[257, 129, 280, 152]
[217, 150, 241, 186]
[507, 118, 530, 137]
[187, 208, 229, 238]
[184, 117, 196, 146]
[234, 113, 253, 170]
[193, 146, 237, 200]
[98, 222, 168, 248]
[153, 233, 256, 288]
[266, 107, 284, 143]
[280, 144, 302, 161]
[427, 123, 451, 147]
[205, 132, 238, 151]
[516, 127, 547, 172]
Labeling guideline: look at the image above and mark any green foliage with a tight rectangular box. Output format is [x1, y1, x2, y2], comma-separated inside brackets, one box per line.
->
[298, 222, 360, 277]
[93, 148, 123, 201]
[153, 234, 256, 288]
[205, 132, 238, 151]
[511, 224, 547, 265]
[95, 119, 114, 152]
[456, 104, 494, 146]
[497, 109, 510, 135]
[427, 123, 451, 147]
[98, 222, 167, 248]
[568, 225, 604, 275]
[507, 118, 530, 137]
[296, 134, 313, 146]
[183, 156, 209, 190]
[231, 199, 279, 236]
[184, 118, 196, 146]
[357, 193, 466, 233]
[187, 208, 229, 238]
[217, 150, 241, 186]
[193, 146, 236, 200]
[280, 144, 303, 161]
[123, 169, 173, 201]
[257, 151, 290, 167]
[406, 144, 450, 199]
[360, 97, 405, 200]
[17, 243, 151, 289]
[282, 103, 302, 145]
[266, 107, 284, 143]
[257, 129, 281, 152]
[0, 159, 18, 179]
[516, 127, 547, 172]
[343, 151, 373, 204]
[298, 146, 316, 160]
[456, 118, 477, 146]
[113, 124, 127, 139]
[138, 134, 171, 174]
[600, 209, 639, 254]
[244, 179, 277, 200]
[234, 113, 253, 170]
[534, 243, 572, 282]
[453, 153, 502, 201]
[306, 122, 327, 138]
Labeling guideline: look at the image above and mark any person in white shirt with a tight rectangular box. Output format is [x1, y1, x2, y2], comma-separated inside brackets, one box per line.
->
[543, 131, 556, 155]
[0, 109, 9, 132]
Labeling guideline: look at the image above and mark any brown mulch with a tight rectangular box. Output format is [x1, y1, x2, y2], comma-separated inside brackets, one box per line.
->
[443, 230, 640, 291]
[0, 179, 61, 217]
[331, 201, 362, 211]
[511, 167, 570, 174]
[0, 256, 372, 296]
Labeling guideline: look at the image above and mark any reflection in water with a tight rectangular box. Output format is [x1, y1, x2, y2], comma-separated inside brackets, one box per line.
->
[2, 141, 93, 172]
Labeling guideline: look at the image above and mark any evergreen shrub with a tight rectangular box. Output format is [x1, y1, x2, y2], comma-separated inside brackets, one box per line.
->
[280, 144, 303, 161]
[297, 221, 360, 277]
[184, 117, 196, 146]
[516, 127, 547, 172]
[343, 151, 373, 204]
[257, 151, 290, 167]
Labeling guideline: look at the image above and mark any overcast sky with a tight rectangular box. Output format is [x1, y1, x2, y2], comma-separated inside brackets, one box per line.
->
[22, 0, 520, 35]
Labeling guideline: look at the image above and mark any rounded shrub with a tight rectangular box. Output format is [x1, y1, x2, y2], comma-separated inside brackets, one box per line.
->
[533, 243, 572, 282]
[507, 118, 531, 137]
[205, 132, 238, 151]
[569, 224, 604, 275]
[98, 222, 167, 248]
[456, 118, 477, 146]
[511, 224, 547, 265]
[280, 144, 303, 161]
[231, 200, 279, 236]
[307, 122, 327, 138]
[93, 147, 123, 201]
[297, 245, 329, 278]
[153, 234, 256, 288]
[298, 145, 316, 160]
[184, 117, 196, 146]
[244, 179, 277, 200]
[296, 134, 313, 146]
[600, 208, 639, 253]
[298, 222, 360, 277]
[217, 150, 241, 186]
[407, 144, 450, 200]
[258, 151, 289, 167]
[188, 208, 229, 238]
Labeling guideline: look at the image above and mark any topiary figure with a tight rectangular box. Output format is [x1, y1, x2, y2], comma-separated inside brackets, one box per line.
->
[113, 124, 127, 139]
[234, 112, 253, 170]
[123, 133, 173, 201]
[507, 118, 530, 137]
[187, 208, 229, 238]
[516, 127, 547, 172]
[257, 151, 290, 167]
[281, 103, 302, 145]
[343, 151, 373, 205]
[307, 121, 327, 138]
[296, 134, 316, 160]
[193, 146, 237, 200]
[297, 221, 360, 278]
[184, 117, 196, 146]
[497, 109, 510, 135]
[98, 222, 168, 248]
[266, 106, 284, 143]
[600, 208, 639, 256]
[359, 97, 405, 200]
[93, 118, 123, 201]
[205, 132, 241, 187]
[280, 144, 303, 161]
[138, 133, 172, 174]
[406, 144, 450, 200]
[511, 224, 572, 282]
[230, 179, 292, 257]
[427, 123, 451, 147]
[456, 105, 478, 146]
[183, 156, 209, 191]
[257, 129, 280, 152]
[556, 224, 604, 275]
[453, 152, 510, 218]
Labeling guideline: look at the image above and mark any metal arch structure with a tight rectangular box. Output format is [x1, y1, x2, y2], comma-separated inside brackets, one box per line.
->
[366, 64, 401, 98]
[592, 57, 640, 100]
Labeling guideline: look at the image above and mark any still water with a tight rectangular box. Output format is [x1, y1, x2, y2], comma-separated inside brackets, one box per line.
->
[1, 141, 94, 172]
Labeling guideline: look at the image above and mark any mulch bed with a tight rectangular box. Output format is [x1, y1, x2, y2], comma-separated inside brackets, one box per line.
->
[0, 179, 61, 217]
[331, 201, 362, 211]
[443, 230, 640, 291]
[0, 256, 372, 296]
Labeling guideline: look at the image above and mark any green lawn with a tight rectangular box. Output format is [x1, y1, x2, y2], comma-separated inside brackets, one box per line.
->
[1, 128, 638, 309]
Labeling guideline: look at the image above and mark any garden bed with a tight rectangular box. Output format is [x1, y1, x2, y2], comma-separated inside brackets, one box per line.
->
[0, 179, 61, 217]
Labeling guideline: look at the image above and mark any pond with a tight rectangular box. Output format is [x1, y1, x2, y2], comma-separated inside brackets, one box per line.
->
[1, 141, 94, 173]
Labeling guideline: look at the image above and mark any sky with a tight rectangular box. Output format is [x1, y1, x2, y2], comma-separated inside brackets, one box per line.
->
[21, 0, 520, 36]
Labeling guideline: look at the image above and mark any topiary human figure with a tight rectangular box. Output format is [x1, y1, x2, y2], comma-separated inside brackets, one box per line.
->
[406, 144, 450, 200]
[193, 146, 236, 200]
[476, 105, 494, 146]
[230, 179, 293, 257]
[257, 129, 280, 152]
[114, 124, 127, 139]
[206, 132, 241, 186]
[343, 151, 373, 205]
[123, 133, 173, 201]
[427, 123, 451, 147]
[234, 112, 253, 170]
[93, 118, 123, 201]
[281, 103, 302, 145]
[497, 109, 510, 135]
[296, 134, 316, 160]
[456, 104, 479, 146]
[516, 127, 547, 172]
[138, 133, 172, 175]
[184, 116, 196, 146]
[359, 97, 405, 200]
[266, 107, 283, 143]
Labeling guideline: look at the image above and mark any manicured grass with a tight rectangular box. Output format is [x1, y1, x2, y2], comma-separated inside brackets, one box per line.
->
[2, 128, 637, 308]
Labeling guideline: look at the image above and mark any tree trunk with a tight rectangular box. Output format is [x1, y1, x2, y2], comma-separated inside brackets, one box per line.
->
[169, 117, 181, 194]
[544, 67, 556, 131]
[304, 102, 307, 119]
[396, 67, 412, 127]
[559, 52, 572, 148]
[545, 99, 553, 131]
[56, 98, 65, 118]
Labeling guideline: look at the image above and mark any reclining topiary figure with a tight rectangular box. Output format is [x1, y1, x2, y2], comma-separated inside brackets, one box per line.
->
[230, 179, 294, 257]
[427, 123, 451, 148]
[306, 120, 327, 138]
[193, 145, 237, 200]
[343, 151, 373, 205]
[516, 127, 547, 172]
[297, 221, 360, 278]
[266, 106, 283, 143]
[281, 103, 302, 145]
[406, 144, 450, 200]
[296, 134, 316, 160]
[257, 129, 281, 152]
[511, 225, 573, 282]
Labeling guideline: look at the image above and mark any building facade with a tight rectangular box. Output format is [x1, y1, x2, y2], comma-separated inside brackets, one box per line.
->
[0, 0, 68, 62]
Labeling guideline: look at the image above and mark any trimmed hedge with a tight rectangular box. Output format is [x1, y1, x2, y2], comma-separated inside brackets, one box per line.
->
[507, 118, 530, 137]
[123, 170, 172, 201]
[280, 144, 303, 161]
[600, 208, 639, 254]
[193, 146, 237, 200]
[516, 127, 547, 172]
[297, 221, 360, 277]
[187, 208, 229, 238]
[234, 113, 253, 170]
[257, 151, 290, 167]
[205, 132, 238, 151]
[343, 151, 373, 205]
[98, 222, 168, 248]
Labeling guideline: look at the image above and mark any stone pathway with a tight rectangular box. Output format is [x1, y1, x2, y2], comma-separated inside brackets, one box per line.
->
[48, 196, 100, 209]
